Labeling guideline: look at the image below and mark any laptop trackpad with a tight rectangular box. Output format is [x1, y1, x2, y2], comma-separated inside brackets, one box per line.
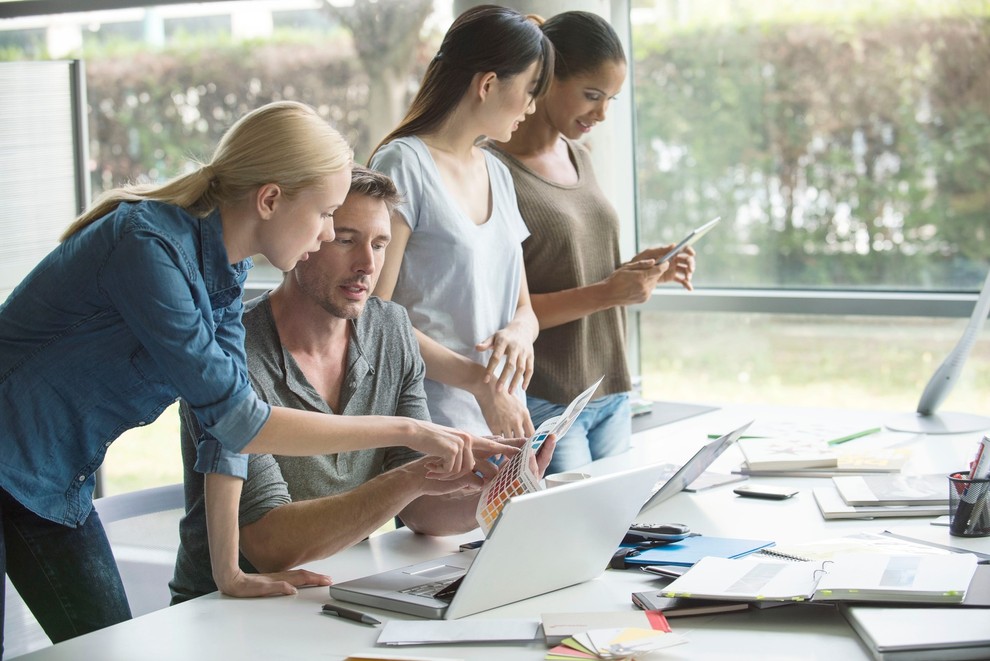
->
[404, 564, 465, 581]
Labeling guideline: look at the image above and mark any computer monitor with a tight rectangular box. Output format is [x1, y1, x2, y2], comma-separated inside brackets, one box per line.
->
[886, 267, 990, 434]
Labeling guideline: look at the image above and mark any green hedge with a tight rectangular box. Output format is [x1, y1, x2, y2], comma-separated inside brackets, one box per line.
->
[633, 15, 990, 288]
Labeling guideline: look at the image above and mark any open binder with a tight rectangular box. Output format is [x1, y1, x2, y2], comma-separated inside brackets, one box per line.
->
[660, 553, 978, 604]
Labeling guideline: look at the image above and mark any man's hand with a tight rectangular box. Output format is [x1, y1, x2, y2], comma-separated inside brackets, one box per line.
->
[215, 568, 331, 598]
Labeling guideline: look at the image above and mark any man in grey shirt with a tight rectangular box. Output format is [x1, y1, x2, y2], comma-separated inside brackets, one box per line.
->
[170, 166, 555, 604]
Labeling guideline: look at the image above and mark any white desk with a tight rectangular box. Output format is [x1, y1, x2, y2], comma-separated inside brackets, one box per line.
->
[18, 404, 990, 660]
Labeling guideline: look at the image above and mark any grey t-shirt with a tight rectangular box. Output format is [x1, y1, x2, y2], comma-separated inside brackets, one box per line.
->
[371, 136, 529, 435]
[169, 294, 428, 604]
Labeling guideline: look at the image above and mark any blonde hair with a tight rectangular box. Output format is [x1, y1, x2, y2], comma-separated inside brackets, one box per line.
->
[62, 101, 352, 241]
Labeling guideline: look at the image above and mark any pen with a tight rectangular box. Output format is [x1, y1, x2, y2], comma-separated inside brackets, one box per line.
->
[826, 427, 882, 446]
[321, 603, 381, 626]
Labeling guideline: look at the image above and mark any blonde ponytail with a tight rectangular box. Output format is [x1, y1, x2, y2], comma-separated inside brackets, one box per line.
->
[62, 101, 351, 241]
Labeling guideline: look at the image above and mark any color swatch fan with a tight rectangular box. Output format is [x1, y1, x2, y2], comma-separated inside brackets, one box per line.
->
[475, 376, 604, 534]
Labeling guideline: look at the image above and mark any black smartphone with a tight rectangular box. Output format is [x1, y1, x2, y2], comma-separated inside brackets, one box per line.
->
[623, 522, 692, 544]
[733, 485, 798, 500]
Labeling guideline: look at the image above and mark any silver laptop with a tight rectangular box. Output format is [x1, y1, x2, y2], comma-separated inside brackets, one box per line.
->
[639, 420, 752, 514]
[329, 461, 665, 619]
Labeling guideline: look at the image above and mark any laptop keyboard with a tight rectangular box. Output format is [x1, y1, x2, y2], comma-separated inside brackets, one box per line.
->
[400, 575, 463, 601]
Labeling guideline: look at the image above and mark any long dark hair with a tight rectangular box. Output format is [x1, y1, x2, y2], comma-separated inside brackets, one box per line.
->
[540, 10, 625, 81]
[371, 4, 553, 159]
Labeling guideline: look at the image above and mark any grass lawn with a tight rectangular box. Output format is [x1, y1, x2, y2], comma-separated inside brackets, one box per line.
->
[100, 313, 989, 496]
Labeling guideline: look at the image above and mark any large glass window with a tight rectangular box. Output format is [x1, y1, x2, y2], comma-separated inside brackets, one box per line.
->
[632, 0, 990, 291]
[631, 0, 990, 413]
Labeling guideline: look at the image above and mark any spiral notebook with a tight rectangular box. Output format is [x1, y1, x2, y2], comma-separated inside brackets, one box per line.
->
[660, 553, 979, 604]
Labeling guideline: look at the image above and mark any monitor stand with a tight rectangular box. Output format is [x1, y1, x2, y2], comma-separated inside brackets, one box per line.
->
[886, 411, 990, 435]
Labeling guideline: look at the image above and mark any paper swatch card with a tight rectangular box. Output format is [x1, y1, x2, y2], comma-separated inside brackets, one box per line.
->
[546, 625, 686, 660]
[541, 610, 669, 646]
[475, 377, 603, 534]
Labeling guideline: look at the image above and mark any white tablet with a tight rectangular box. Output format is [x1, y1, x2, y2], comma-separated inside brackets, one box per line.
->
[655, 216, 720, 264]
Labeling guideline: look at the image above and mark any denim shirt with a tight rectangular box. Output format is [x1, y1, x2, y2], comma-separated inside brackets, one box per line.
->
[0, 200, 270, 526]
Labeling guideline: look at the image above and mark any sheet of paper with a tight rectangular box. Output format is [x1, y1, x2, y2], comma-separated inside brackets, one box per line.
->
[661, 556, 820, 601]
[376, 618, 540, 646]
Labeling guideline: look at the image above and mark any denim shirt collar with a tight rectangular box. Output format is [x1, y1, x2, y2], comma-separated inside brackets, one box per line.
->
[200, 209, 252, 293]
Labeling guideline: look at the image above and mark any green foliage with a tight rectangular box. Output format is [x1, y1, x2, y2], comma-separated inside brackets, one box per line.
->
[84, 40, 370, 195]
[634, 14, 990, 289]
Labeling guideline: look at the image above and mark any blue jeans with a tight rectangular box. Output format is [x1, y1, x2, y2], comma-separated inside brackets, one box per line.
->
[1, 488, 131, 655]
[529, 392, 631, 474]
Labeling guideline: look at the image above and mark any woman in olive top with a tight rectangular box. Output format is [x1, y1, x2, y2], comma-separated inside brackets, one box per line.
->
[488, 11, 696, 473]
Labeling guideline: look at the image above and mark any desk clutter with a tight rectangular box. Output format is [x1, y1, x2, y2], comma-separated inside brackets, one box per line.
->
[626, 529, 990, 659]
[723, 420, 913, 478]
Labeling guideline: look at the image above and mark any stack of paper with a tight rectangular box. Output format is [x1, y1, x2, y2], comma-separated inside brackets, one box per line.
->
[735, 447, 910, 477]
[813, 474, 951, 520]
[737, 436, 838, 471]
[813, 487, 949, 519]
[832, 474, 948, 506]
[723, 421, 910, 477]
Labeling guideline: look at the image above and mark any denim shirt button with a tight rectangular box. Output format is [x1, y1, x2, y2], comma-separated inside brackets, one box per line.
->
[104, 441, 112, 448]
[77, 475, 85, 482]
[137, 421, 146, 426]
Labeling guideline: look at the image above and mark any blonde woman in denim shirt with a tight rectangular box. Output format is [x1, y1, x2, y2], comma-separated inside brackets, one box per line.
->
[0, 101, 511, 651]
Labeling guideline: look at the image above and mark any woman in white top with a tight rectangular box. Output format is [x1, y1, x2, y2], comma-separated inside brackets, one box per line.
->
[371, 5, 554, 439]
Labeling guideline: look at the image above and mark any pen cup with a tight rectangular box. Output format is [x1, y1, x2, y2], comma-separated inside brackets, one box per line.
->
[948, 471, 990, 537]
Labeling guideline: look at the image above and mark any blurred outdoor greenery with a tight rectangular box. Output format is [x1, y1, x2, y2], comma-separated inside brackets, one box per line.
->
[632, 3, 990, 289]
[640, 312, 990, 413]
